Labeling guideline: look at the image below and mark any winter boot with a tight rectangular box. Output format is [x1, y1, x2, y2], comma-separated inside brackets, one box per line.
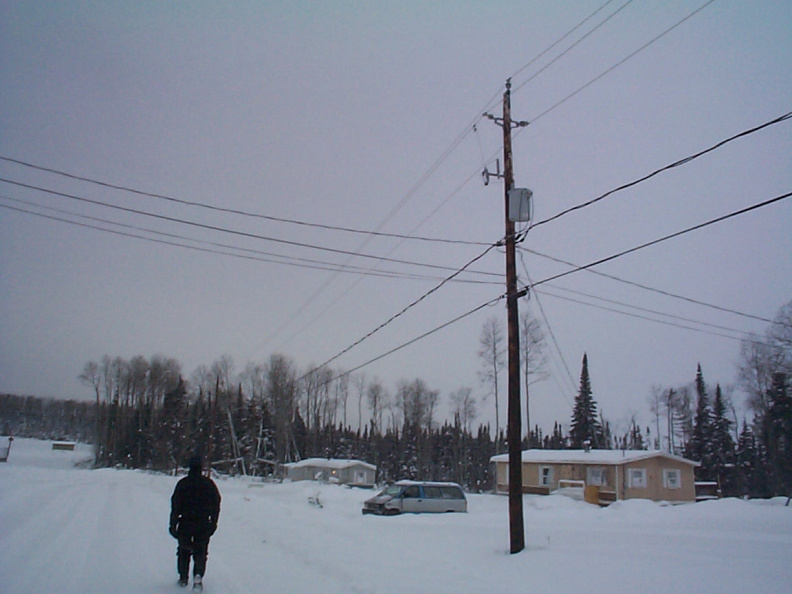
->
[193, 574, 203, 592]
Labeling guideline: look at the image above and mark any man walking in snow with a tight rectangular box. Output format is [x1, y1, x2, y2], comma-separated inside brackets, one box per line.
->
[170, 455, 221, 590]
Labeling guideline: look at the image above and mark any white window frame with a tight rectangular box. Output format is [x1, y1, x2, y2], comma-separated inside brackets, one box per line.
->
[586, 466, 607, 487]
[539, 465, 554, 487]
[663, 468, 682, 490]
[628, 468, 647, 489]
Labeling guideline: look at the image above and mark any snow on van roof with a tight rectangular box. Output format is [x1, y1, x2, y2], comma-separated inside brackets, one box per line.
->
[490, 449, 699, 466]
[393, 480, 464, 488]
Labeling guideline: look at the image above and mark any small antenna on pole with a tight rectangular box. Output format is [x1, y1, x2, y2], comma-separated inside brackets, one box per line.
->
[481, 159, 502, 186]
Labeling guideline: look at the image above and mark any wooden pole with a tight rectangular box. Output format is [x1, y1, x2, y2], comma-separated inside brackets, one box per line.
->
[502, 79, 525, 554]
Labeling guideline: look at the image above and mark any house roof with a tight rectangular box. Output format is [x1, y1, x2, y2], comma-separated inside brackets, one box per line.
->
[490, 449, 699, 467]
[283, 458, 377, 471]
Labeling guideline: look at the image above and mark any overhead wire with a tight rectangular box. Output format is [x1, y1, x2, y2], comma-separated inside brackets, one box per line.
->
[512, 0, 635, 94]
[534, 284, 766, 342]
[517, 252, 576, 406]
[314, 189, 792, 383]
[300, 293, 506, 386]
[0, 155, 488, 247]
[528, 111, 792, 232]
[300, 242, 502, 378]
[526, 190, 792, 290]
[524, 0, 718, 124]
[0, 177, 497, 276]
[510, 0, 618, 82]
[269, 0, 653, 356]
[0, 194, 503, 284]
[519, 246, 784, 328]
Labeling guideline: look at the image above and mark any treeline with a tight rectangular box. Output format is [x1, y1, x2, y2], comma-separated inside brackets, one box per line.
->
[0, 394, 95, 442]
[3, 300, 789, 498]
[7, 353, 501, 491]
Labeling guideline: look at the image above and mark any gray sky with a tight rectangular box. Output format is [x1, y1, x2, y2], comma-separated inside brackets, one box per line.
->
[1, 1, 790, 438]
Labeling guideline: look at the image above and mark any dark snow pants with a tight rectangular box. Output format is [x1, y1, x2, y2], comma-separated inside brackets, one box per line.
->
[177, 534, 210, 579]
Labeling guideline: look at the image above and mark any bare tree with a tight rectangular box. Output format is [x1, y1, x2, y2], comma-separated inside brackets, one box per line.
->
[334, 370, 350, 429]
[449, 387, 477, 433]
[79, 360, 102, 405]
[648, 386, 664, 450]
[209, 354, 235, 407]
[478, 316, 505, 442]
[366, 377, 388, 435]
[265, 354, 298, 463]
[241, 362, 266, 404]
[191, 364, 213, 399]
[353, 372, 367, 432]
[520, 311, 547, 441]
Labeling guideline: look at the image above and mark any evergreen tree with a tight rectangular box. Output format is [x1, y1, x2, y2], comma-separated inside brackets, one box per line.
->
[764, 372, 792, 496]
[710, 384, 737, 495]
[569, 353, 604, 449]
[687, 364, 713, 475]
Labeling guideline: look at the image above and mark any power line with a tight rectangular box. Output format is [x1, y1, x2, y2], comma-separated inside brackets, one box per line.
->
[519, 246, 782, 327]
[527, 0, 717, 124]
[301, 294, 506, 386]
[518, 256, 576, 404]
[529, 111, 792, 231]
[0, 155, 488, 247]
[512, 0, 635, 94]
[0, 177, 501, 276]
[510, 0, 619, 83]
[526, 190, 792, 290]
[300, 242, 501, 378]
[266, 160, 491, 356]
[0, 195, 502, 284]
[296, 190, 792, 386]
[537, 287, 775, 346]
[535, 285, 764, 342]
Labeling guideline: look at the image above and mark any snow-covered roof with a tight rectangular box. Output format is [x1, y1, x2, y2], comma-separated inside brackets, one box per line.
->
[490, 449, 699, 467]
[283, 458, 377, 471]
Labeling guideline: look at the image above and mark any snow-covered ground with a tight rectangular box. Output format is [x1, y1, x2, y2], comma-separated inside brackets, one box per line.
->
[1, 438, 790, 594]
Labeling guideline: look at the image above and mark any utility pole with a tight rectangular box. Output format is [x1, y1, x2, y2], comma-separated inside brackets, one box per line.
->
[485, 78, 529, 554]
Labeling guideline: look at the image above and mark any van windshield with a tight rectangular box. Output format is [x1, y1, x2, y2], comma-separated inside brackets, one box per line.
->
[382, 485, 404, 497]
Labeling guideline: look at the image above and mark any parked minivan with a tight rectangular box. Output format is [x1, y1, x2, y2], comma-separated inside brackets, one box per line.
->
[362, 480, 467, 515]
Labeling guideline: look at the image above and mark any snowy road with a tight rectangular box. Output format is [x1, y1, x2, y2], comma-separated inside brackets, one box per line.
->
[1, 438, 791, 593]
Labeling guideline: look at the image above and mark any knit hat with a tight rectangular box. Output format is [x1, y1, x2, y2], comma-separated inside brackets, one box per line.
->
[188, 455, 203, 470]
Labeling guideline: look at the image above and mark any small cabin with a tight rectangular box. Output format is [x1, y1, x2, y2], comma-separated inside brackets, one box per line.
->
[284, 458, 377, 488]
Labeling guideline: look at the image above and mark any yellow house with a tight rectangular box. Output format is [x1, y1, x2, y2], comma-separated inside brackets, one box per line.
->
[491, 449, 699, 503]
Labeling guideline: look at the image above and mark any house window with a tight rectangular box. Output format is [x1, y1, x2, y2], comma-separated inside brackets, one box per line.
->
[539, 466, 554, 486]
[628, 468, 647, 489]
[663, 469, 681, 489]
[587, 466, 607, 487]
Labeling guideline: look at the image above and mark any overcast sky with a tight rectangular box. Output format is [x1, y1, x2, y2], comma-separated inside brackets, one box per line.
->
[1, 1, 790, 438]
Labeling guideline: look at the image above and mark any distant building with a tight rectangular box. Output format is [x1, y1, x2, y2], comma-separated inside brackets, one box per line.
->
[491, 449, 699, 503]
[284, 458, 377, 488]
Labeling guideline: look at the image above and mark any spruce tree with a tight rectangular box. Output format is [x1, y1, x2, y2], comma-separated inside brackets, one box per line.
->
[710, 384, 736, 494]
[569, 353, 603, 449]
[765, 372, 792, 496]
[687, 364, 713, 474]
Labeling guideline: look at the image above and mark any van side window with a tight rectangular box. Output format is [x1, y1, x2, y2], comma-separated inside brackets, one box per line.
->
[403, 485, 421, 498]
[440, 486, 464, 499]
[423, 486, 443, 498]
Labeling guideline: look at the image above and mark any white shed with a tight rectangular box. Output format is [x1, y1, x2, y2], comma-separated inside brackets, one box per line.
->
[284, 458, 377, 487]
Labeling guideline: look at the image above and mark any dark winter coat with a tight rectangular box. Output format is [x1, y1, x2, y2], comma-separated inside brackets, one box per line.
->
[170, 466, 221, 540]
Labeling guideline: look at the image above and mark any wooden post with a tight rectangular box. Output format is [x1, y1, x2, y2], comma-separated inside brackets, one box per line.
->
[502, 79, 525, 554]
